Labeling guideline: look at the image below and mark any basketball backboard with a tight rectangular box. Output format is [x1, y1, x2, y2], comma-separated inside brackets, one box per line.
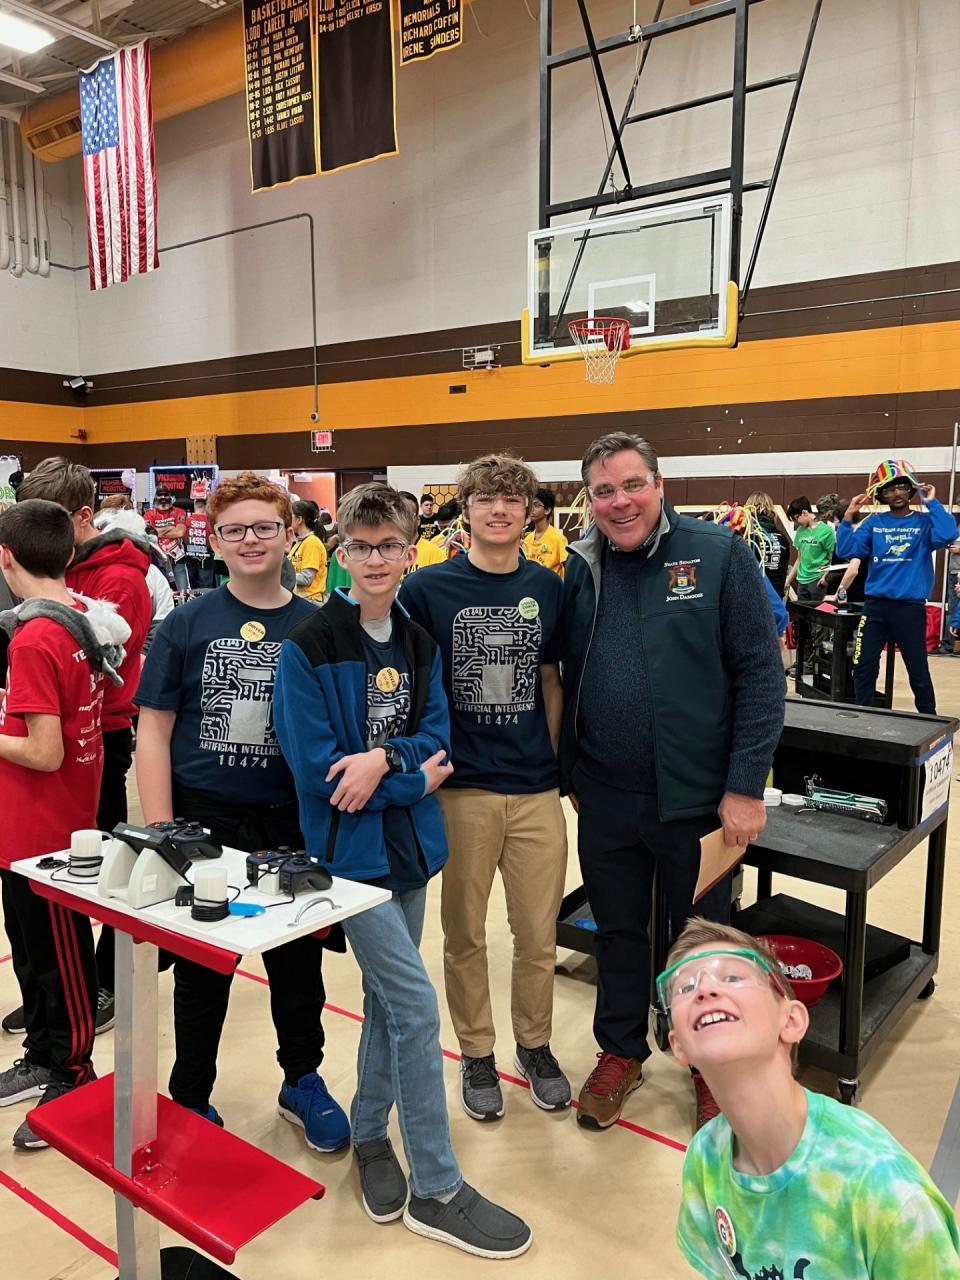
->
[522, 194, 736, 364]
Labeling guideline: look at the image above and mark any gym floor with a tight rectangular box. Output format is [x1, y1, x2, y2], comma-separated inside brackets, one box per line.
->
[2, 664, 959, 1280]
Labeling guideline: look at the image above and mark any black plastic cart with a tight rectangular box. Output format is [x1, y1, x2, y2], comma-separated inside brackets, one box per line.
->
[787, 599, 896, 706]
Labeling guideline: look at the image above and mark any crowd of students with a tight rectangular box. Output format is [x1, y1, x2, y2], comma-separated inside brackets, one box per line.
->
[0, 443, 957, 1273]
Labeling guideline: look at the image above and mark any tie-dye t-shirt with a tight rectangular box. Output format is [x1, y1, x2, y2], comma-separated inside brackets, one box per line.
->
[678, 1088, 960, 1280]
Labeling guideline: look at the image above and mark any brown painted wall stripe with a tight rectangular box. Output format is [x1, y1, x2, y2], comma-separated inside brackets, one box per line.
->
[3, 260, 960, 408]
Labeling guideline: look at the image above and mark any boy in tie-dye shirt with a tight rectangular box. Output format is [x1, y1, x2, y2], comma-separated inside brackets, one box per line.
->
[658, 918, 959, 1279]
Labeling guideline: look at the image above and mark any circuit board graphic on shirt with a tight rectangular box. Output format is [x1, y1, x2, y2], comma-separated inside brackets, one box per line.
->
[366, 672, 411, 748]
[452, 607, 541, 718]
[199, 638, 282, 767]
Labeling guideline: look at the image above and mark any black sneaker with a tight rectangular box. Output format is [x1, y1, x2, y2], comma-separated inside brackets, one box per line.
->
[513, 1043, 571, 1111]
[1, 1006, 25, 1035]
[459, 1054, 504, 1122]
[355, 1137, 408, 1223]
[403, 1182, 532, 1258]
[95, 989, 115, 1035]
[12, 1076, 95, 1150]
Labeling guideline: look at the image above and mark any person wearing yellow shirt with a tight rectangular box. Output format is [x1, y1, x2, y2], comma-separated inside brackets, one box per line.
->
[522, 488, 568, 578]
[288, 500, 328, 602]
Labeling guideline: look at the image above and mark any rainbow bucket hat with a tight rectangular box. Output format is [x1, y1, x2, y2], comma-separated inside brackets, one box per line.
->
[866, 458, 921, 497]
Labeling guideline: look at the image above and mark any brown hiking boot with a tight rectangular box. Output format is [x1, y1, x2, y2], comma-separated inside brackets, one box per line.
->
[693, 1071, 721, 1131]
[576, 1051, 643, 1129]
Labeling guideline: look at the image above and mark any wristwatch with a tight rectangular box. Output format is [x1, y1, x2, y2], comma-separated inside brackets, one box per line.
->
[384, 745, 403, 774]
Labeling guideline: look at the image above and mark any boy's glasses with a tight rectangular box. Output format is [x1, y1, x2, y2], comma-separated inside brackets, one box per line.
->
[655, 948, 787, 1013]
[215, 521, 285, 542]
[340, 539, 409, 562]
[879, 481, 914, 494]
[469, 493, 528, 511]
[587, 475, 657, 503]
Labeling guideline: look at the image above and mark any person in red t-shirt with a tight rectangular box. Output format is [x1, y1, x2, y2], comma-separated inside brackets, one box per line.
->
[144, 486, 189, 593]
[0, 500, 130, 1150]
[12, 459, 152, 1031]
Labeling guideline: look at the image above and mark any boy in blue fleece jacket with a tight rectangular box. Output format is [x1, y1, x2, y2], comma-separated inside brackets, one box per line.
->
[838, 466, 956, 712]
[274, 483, 532, 1260]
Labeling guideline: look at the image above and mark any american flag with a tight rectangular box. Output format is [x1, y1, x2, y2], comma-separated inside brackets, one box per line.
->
[79, 41, 158, 291]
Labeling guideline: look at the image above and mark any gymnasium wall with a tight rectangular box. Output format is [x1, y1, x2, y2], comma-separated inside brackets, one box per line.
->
[1, 0, 959, 493]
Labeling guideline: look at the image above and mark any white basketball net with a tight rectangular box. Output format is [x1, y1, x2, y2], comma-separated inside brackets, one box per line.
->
[568, 318, 630, 384]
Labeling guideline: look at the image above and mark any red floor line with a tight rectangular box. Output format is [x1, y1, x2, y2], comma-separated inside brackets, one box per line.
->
[0, 953, 11, 965]
[0, 1169, 118, 1267]
[235, 968, 687, 1153]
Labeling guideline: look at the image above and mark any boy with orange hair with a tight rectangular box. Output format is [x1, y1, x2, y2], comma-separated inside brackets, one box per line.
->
[661, 918, 960, 1278]
[135, 472, 348, 1149]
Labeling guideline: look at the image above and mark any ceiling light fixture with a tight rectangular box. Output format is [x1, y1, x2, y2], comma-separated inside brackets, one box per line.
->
[0, 10, 55, 53]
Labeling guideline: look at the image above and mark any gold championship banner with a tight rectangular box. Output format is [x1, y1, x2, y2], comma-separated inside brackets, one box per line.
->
[317, 0, 397, 173]
[243, 0, 319, 190]
[399, 0, 462, 65]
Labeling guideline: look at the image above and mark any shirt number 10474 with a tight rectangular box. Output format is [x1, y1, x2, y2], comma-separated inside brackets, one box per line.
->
[474, 713, 519, 726]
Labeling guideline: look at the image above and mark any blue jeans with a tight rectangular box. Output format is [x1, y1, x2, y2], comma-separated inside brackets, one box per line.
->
[342, 888, 462, 1200]
[171, 559, 190, 592]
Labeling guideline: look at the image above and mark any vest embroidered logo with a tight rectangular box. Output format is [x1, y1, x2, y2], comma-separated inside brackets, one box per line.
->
[668, 562, 697, 595]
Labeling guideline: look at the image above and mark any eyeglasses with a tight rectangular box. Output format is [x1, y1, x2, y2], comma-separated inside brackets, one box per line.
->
[655, 948, 786, 1012]
[880, 481, 914, 494]
[214, 521, 285, 542]
[340, 539, 409, 562]
[588, 475, 657, 503]
[469, 493, 528, 511]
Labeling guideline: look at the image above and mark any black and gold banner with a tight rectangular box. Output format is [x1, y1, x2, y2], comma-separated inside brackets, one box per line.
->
[243, 0, 319, 191]
[316, 0, 397, 173]
[399, 0, 462, 65]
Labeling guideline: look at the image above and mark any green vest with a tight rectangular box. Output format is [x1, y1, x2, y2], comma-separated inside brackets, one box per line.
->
[561, 507, 735, 820]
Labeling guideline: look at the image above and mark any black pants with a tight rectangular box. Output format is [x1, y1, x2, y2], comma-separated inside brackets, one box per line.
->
[167, 785, 332, 1111]
[0, 868, 97, 1084]
[186, 557, 215, 589]
[797, 581, 826, 604]
[853, 597, 935, 714]
[574, 765, 732, 1063]
[94, 726, 135, 994]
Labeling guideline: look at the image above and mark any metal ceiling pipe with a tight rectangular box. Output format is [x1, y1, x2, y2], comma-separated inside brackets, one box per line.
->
[22, 139, 40, 272]
[0, 125, 10, 271]
[6, 120, 23, 276]
[35, 151, 50, 275]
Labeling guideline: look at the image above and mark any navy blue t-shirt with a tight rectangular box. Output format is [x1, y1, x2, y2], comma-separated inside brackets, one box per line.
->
[361, 623, 428, 892]
[400, 554, 562, 793]
[136, 586, 315, 805]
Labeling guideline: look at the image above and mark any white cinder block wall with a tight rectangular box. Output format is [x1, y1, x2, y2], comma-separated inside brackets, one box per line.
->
[3, 0, 959, 378]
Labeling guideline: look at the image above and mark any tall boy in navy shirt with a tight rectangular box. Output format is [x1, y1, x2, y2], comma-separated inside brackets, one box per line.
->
[838, 461, 956, 713]
[401, 454, 569, 1123]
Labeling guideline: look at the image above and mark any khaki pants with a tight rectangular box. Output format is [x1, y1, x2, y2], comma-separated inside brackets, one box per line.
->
[439, 788, 567, 1058]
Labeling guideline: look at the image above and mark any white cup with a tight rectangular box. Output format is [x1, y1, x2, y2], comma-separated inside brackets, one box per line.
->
[194, 866, 228, 903]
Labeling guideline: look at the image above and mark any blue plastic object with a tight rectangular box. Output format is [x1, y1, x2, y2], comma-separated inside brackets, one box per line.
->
[229, 901, 266, 917]
[574, 917, 598, 932]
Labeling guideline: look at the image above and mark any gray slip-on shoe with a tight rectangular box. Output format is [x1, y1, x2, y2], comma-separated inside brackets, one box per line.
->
[403, 1182, 532, 1258]
[355, 1137, 408, 1223]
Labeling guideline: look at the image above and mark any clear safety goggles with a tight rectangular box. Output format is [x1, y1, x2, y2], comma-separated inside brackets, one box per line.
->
[655, 948, 786, 1014]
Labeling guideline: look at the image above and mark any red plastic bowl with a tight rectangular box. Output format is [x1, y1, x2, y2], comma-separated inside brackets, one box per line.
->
[758, 934, 843, 1007]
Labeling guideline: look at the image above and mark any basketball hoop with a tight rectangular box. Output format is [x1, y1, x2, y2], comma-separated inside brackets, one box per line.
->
[568, 317, 631, 383]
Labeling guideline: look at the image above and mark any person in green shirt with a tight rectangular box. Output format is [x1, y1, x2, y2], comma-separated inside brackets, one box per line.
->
[659, 918, 960, 1280]
[784, 496, 836, 603]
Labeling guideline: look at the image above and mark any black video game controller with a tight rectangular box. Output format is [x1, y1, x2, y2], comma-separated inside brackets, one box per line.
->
[246, 848, 332, 894]
[149, 819, 223, 861]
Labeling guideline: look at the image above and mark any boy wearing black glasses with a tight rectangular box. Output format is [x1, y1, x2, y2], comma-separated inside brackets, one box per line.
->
[135, 472, 349, 1150]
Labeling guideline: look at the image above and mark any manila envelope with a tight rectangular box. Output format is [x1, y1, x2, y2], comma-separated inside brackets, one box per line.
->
[694, 827, 748, 904]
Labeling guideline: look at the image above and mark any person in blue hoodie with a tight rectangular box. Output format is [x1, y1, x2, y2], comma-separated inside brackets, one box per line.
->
[274, 482, 532, 1260]
[837, 460, 956, 713]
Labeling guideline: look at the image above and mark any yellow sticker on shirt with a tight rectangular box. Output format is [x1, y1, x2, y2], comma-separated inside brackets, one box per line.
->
[240, 621, 266, 642]
[375, 667, 401, 693]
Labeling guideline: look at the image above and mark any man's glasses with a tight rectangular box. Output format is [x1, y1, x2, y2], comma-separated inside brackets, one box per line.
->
[588, 475, 657, 503]
[340, 539, 409, 562]
[655, 948, 787, 1013]
[214, 521, 285, 542]
[469, 493, 528, 511]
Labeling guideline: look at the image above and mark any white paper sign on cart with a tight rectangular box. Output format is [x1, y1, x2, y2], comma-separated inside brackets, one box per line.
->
[920, 735, 953, 825]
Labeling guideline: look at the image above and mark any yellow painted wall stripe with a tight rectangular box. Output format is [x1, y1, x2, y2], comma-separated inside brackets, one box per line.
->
[3, 318, 960, 446]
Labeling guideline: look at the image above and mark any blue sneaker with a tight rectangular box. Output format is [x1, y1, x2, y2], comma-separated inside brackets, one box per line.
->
[190, 1104, 224, 1127]
[278, 1073, 350, 1153]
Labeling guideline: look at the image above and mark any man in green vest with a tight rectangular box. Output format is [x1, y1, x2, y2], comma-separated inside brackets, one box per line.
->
[560, 432, 785, 1134]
